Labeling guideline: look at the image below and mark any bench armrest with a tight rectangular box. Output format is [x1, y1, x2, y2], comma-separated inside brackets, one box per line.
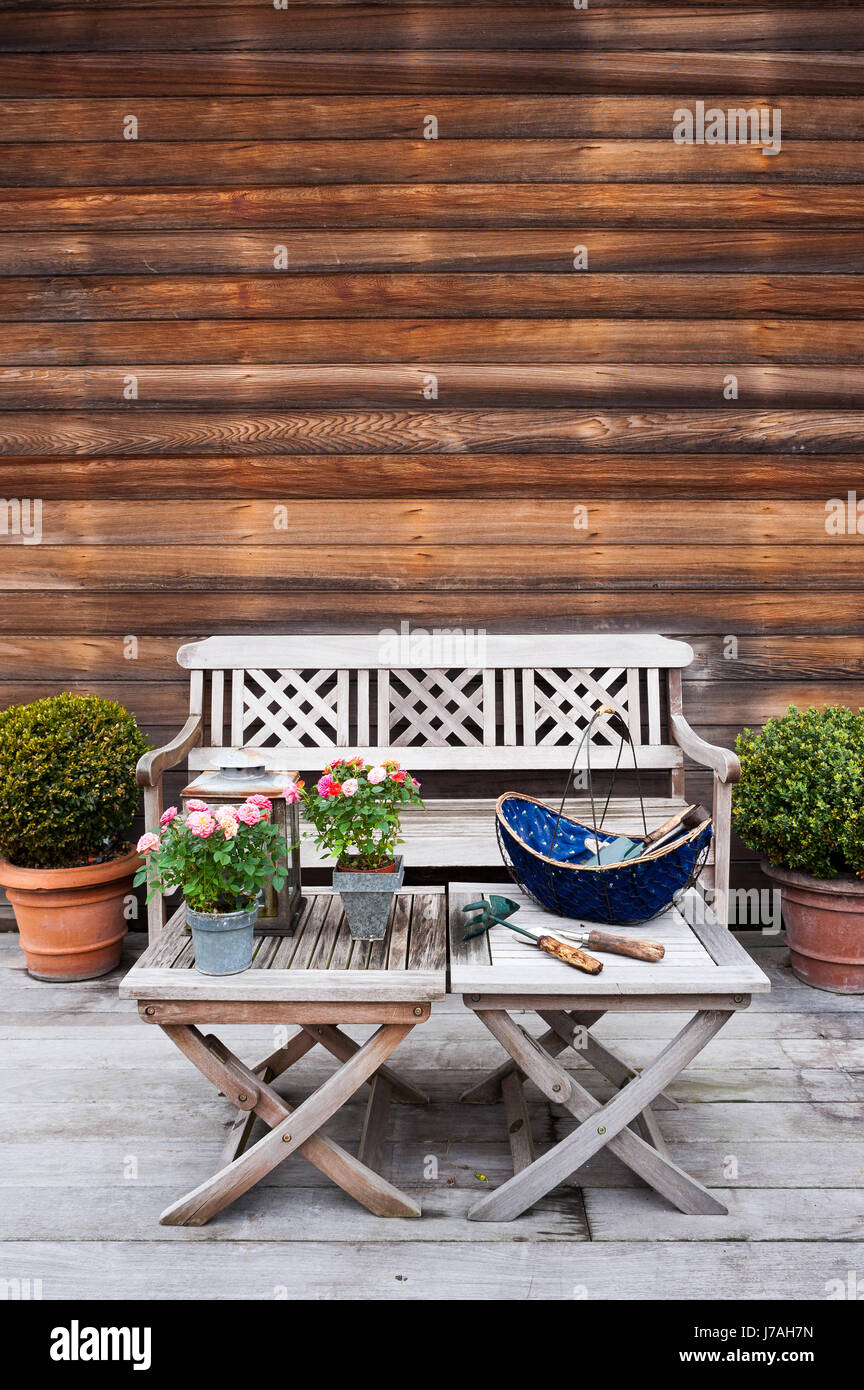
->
[136, 714, 203, 788]
[670, 713, 740, 784]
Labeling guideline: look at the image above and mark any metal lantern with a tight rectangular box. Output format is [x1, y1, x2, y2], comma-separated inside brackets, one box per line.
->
[181, 762, 303, 936]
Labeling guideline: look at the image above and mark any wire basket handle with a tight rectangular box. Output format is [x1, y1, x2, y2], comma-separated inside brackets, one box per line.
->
[548, 702, 648, 859]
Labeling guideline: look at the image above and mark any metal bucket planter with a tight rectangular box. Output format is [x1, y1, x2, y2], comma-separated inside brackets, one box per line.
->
[186, 902, 258, 975]
[333, 857, 404, 940]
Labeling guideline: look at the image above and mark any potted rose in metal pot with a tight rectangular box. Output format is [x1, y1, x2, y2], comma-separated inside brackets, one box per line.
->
[303, 757, 424, 939]
[134, 791, 293, 975]
[733, 705, 864, 993]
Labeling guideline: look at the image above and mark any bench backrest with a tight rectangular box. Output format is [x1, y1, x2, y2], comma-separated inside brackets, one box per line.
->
[177, 634, 694, 783]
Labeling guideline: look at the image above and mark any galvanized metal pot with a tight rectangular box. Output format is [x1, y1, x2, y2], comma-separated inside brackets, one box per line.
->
[332, 857, 404, 940]
[186, 902, 258, 975]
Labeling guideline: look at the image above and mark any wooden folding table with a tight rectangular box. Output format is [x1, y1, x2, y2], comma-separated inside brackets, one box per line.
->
[450, 882, 770, 1222]
[120, 886, 446, 1225]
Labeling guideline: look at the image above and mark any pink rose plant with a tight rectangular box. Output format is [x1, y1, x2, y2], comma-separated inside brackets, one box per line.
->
[302, 757, 424, 870]
[134, 797, 292, 916]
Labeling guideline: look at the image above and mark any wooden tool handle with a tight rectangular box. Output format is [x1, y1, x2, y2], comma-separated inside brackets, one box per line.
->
[585, 930, 665, 962]
[539, 935, 603, 975]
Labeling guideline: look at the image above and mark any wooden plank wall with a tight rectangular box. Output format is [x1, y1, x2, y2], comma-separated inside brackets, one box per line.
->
[1, 1, 864, 900]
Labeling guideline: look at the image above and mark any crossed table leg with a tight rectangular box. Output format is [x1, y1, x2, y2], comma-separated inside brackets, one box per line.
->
[155, 1016, 428, 1226]
[461, 1005, 733, 1221]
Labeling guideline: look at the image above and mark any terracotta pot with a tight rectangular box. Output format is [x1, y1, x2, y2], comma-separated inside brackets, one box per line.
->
[762, 860, 864, 994]
[0, 847, 141, 982]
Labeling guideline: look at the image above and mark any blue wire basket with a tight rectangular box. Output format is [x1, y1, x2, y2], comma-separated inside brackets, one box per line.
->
[495, 793, 712, 925]
[495, 702, 712, 925]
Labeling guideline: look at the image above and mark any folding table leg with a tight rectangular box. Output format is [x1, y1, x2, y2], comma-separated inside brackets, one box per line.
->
[540, 1011, 678, 1113]
[469, 1008, 730, 1222]
[221, 1029, 318, 1165]
[302, 1024, 428, 1105]
[500, 1071, 535, 1174]
[459, 1020, 577, 1104]
[159, 1023, 421, 1225]
[358, 1075, 393, 1175]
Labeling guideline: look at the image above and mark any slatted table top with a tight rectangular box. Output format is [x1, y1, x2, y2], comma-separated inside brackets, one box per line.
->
[449, 882, 771, 1000]
[120, 887, 447, 1003]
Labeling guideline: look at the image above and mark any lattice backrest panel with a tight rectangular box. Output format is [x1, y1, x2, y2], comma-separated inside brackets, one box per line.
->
[187, 663, 677, 773]
[179, 635, 692, 770]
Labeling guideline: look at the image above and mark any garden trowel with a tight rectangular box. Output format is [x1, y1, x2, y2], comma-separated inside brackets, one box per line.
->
[461, 895, 604, 975]
[461, 896, 665, 971]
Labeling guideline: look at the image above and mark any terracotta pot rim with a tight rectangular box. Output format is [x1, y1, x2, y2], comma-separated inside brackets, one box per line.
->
[760, 859, 864, 896]
[0, 845, 141, 891]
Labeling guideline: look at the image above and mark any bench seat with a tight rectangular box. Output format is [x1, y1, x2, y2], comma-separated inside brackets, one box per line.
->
[299, 795, 690, 871]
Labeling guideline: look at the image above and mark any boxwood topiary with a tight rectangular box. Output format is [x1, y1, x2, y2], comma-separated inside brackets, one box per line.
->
[733, 704, 864, 880]
[0, 692, 149, 870]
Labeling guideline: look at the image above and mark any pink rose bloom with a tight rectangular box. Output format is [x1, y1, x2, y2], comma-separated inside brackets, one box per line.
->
[136, 832, 160, 854]
[159, 806, 178, 826]
[186, 799, 209, 812]
[236, 801, 261, 826]
[221, 818, 238, 840]
[317, 773, 334, 797]
[341, 777, 359, 796]
[282, 779, 303, 804]
[390, 769, 407, 784]
[186, 810, 217, 838]
[367, 765, 387, 785]
[410, 777, 421, 790]
[246, 794, 272, 817]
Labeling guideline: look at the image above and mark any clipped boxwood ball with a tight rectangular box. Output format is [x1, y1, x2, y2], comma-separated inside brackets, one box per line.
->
[733, 705, 864, 880]
[0, 692, 149, 870]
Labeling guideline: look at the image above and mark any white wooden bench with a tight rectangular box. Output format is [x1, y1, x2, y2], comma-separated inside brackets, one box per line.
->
[137, 633, 739, 941]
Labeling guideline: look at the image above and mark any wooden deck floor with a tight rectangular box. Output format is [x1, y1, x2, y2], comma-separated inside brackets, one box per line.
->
[1, 932, 862, 1301]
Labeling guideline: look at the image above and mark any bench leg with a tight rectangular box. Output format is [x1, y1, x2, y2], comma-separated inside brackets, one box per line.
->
[158, 1023, 422, 1225]
[468, 1008, 731, 1222]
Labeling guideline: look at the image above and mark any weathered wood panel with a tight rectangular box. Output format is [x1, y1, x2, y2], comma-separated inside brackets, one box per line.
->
[0, 94, 862, 142]
[1, 2, 862, 906]
[0, 454, 860, 499]
[4, 230, 864, 275]
[4, 320, 864, 365]
[4, 185, 864, 229]
[1, 53, 863, 97]
[6, 273, 864, 319]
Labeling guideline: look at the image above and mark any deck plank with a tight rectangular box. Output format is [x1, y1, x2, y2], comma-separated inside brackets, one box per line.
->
[0, 933, 861, 1298]
[1, 1239, 860, 1301]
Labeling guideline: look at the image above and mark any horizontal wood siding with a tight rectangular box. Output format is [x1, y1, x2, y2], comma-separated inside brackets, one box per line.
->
[2, 2, 863, 902]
